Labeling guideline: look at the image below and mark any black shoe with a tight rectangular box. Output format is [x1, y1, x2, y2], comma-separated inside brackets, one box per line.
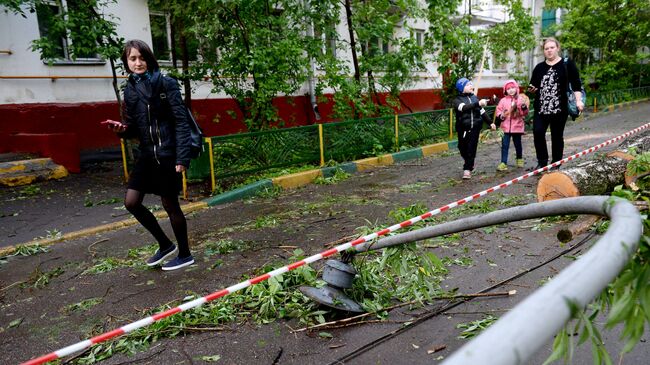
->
[528, 164, 546, 172]
[146, 245, 177, 266]
[162, 255, 195, 271]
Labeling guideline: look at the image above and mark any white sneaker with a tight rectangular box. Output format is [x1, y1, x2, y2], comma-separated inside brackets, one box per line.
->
[462, 170, 471, 179]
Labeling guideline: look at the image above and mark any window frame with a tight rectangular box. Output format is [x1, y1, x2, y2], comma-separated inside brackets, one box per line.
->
[35, 0, 106, 65]
[148, 10, 200, 66]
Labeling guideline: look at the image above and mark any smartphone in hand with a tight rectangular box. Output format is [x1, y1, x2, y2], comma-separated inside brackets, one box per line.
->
[101, 120, 126, 131]
[101, 120, 121, 126]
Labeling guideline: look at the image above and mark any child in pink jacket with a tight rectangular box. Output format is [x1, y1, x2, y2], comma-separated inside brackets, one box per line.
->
[495, 79, 530, 170]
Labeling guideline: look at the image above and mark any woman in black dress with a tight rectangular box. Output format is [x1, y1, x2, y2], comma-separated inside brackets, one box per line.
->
[528, 37, 584, 170]
[102, 40, 194, 271]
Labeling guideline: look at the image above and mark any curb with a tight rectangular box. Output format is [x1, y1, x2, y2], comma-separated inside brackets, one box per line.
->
[3, 99, 648, 256]
[0, 158, 68, 187]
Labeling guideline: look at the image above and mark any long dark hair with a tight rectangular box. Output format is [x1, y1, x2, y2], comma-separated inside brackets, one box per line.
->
[121, 39, 159, 73]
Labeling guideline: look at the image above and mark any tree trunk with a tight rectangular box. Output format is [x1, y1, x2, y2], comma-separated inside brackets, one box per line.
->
[344, 0, 360, 84]
[556, 215, 601, 243]
[178, 23, 192, 109]
[537, 130, 650, 202]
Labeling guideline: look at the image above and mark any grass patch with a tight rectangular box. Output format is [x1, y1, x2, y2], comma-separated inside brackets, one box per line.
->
[82, 244, 157, 275]
[22, 267, 64, 289]
[84, 197, 121, 207]
[314, 168, 351, 185]
[63, 298, 104, 313]
[202, 239, 252, 256]
[399, 181, 432, 193]
[457, 315, 498, 339]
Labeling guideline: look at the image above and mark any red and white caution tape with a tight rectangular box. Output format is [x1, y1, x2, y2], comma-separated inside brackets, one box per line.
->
[22, 122, 650, 365]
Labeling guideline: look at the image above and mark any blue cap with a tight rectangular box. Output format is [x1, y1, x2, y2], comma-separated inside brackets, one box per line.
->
[456, 78, 471, 93]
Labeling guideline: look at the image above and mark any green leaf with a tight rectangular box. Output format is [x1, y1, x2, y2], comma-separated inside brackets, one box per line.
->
[543, 328, 569, 365]
[200, 355, 221, 362]
[606, 292, 634, 327]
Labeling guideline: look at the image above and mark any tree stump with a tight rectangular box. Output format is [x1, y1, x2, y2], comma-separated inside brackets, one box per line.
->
[537, 129, 650, 202]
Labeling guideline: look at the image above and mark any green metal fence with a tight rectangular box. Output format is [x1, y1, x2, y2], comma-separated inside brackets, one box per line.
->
[197, 109, 456, 183]
[188, 107, 504, 184]
[590, 86, 650, 112]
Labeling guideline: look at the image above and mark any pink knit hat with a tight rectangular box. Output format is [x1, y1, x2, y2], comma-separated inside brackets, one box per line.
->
[502, 79, 519, 95]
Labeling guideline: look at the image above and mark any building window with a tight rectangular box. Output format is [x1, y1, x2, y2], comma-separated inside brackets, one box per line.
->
[148, 11, 199, 63]
[491, 51, 507, 73]
[541, 8, 556, 36]
[362, 37, 390, 57]
[314, 25, 337, 59]
[35, 0, 103, 63]
[414, 29, 424, 47]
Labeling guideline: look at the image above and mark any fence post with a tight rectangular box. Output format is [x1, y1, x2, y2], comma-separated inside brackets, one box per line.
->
[318, 124, 325, 167]
[182, 171, 188, 200]
[120, 139, 129, 182]
[394, 113, 399, 150]
[206, 137, 216, 192]
[593, 97, 598, 113]
[449, 109, 453, 140]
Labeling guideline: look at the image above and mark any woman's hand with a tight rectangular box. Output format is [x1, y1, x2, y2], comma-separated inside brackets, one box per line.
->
[575, 91, 584, 112]
[490, 123, 496, 131]
[101, 119, 127, 133]
[175, 165, 187, 173]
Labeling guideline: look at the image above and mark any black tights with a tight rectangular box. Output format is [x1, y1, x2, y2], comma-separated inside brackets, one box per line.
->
[124, 189, 191, 258]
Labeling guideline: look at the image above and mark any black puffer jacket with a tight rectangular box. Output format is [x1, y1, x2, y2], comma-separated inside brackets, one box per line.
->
[119, 71, 192, 167]
[452, 93, 492, 131]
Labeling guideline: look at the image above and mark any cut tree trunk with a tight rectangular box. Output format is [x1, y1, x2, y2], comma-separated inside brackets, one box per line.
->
[537, 129, 650, 202]
[556, 215, 602, 243]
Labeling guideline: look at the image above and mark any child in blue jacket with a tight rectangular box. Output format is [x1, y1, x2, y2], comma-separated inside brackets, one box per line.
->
[452, 78, 494, 179]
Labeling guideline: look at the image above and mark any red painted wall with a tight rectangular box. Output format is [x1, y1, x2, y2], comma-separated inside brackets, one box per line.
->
[0, 87, 501, 164]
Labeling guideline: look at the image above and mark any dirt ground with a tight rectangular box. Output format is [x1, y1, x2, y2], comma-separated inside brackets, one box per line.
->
[2, 103, 650, 365]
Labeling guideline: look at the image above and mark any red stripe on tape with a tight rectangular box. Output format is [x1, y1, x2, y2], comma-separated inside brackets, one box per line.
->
[322, 248, 339, 257]
[250, 274, 271, 285]
[287, 260, 306, 270]
[472, 193, 481, 199]
[376, 228, 391, 236]
[421, 212, 432, 219]
[91, 328, 126, 344]
[21, 353, 58, 365]
[400, 221, 413, 228]
[152, 307, 181, 321]
[457, 199, 466, 204]
[205, 289, 230, 301]
[350, 238, 367, 246]
[440, 206, 450, 212]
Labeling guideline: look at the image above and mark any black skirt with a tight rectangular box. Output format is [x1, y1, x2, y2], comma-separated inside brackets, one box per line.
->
[127, 156, 182, 197]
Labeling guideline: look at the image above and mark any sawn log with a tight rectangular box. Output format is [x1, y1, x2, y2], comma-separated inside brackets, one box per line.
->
[537, 129, 650, 202]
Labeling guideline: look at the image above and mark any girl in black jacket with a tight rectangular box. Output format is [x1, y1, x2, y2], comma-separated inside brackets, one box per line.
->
[452, 78, 494, 179]
[102, 40, 194, 271]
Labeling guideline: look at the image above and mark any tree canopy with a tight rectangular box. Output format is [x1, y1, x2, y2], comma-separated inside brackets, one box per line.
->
[545, 0, 650, 91]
